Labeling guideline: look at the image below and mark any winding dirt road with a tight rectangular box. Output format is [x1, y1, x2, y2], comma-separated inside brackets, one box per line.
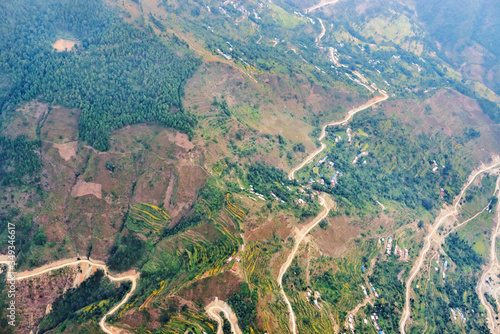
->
[288, 93, 388, 180]
[477, 176, 500, 333]
[316, 18, 326, 43]
[206, 297, 243, 334]
[399, 159, 500, 334]
[0, 257, 138, 334]
[277, 195, 331, 334]
[280, 79, 387, 332]
[305, 0, 340, 13]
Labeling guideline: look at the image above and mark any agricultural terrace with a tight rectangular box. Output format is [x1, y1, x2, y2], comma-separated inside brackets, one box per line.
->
[226, 193, 247, 223]
[135, 223, 240, 312]
[129, 202, 171, 233]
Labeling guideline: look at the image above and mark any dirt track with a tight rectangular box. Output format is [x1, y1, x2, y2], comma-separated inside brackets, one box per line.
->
[206, 298, 243, 334]
[282, 93, 388, 331]
[305, 0, 340, 13]
[277, 195, 331, 334]
[316, 18, 326, 43]
[280, 23, 389, 330]
[0, 257, 138, 334]
[399, 159, 500, 334]
[288, 93, 388, 180]
[477, 176, 500, 333]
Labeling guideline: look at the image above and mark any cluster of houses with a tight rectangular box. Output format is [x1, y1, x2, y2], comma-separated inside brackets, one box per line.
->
[434, 254, 448, 280]
[345, 314, 355, 333]
[270, 191, 285, 204]
[345, 73, 375, 93]
[431, 160, 445, 173]
[385, 237, 393, 254]
[293, 10, 316, 25]
[305, 290, 322, 310]
[361, 284, 369, 298]
[352, 151, 368, 165]
[370, 313, 385, 334]
[217, 1, 267, 20]
[369, 282, 380, 298]
[247, 185, 265, 201]
[412, 63, 422, 73]
[216, 48, 232, 60]
[443, 259, 448, 279]
[344, 312, 385, 334]
[310, 171, 343, 188]
[451, 308, 466, 323]
[220, 0, 250, 17]
[332, 133, 343, 143]
[346, 127, 352, 142]
[309, 156, 344, 188]
[382, 237, 409, 259]
[226, 255, 241, 264]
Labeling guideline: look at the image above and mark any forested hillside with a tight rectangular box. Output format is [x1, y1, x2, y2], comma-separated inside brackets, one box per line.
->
[1, 0, 500, 333]
[0, 0, 200, 150]
[412, 0, 500, 94]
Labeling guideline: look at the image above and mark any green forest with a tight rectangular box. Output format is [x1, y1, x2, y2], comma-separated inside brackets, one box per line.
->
[38, 270, 131, 333]
[0, 136, 42, 186]
[409, 234, 490, 333]
[0, 0, 201, 151]
[308, 111, 471, 212]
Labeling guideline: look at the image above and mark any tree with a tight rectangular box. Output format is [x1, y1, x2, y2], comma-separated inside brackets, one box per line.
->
[34, 233, 47, 246]
[422, 198, 433, 210]
[293, 143, 306, 152]
[418, 220, 424, 229]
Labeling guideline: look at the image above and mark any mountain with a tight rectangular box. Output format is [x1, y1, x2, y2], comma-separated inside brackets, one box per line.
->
[0, 0, 499, 333]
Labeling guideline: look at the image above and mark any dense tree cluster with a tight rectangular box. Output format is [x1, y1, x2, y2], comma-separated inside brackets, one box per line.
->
[247, 162, 295, 202]
[227, 283, 258, 334]
[444, 233, 483, 270]
[38, 270, 130, 333]
[310, 112, 468, 210]
[369, 260, 408, 332]
[0, 0, 201, 151]
[0, 136, 42, 186]
[106, 234, 146, 272]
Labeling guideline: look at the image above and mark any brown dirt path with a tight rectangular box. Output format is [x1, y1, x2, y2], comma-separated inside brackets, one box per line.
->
[0, 257, 138, 334]
[477, 176, 500, 333]
[400, 158, 500, 334]
[280, 38, 390, 331]
[277, 195, 331, 334]
[206, 297, 243, 334]
[305, 0, 340, 13]
[316, 18, 326, 43]
[287, 93, 388, 180]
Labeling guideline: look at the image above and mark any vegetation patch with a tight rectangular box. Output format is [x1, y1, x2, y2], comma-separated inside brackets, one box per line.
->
[38, 270, 131, 333]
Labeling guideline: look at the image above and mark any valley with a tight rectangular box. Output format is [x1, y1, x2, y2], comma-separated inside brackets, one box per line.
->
[1, 0, 500, 333]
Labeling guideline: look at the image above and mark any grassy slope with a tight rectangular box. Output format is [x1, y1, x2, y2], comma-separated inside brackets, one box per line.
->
[1, 0, 500, 333]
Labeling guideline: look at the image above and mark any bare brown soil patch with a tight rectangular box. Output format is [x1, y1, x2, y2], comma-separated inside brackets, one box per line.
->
[168, 164, 207, 223]
[245, 213, 298, 243]
[52, 38, 77, 52]
[163, 173, 176, 207]
[71, 179, 103, 199]
[168, 132, 194, 151]
[311, 215, 361, 257]
[40, 105, 80, 142]
[15, 267, 77, 333]
[178, 271, 243, 305]
[1, 101, 48, 139]
[53, 141, 78, 161]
